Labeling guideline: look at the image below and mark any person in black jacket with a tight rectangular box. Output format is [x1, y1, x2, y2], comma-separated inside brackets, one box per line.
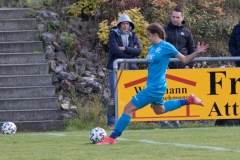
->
[161, 7, 195, 128]
[229, 21, 240, 67]
[106, 13, 142, 129]
[215, 21, 240, 126]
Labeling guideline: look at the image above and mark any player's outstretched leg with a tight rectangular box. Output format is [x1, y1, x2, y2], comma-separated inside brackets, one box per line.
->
[163, 94, 204, 113]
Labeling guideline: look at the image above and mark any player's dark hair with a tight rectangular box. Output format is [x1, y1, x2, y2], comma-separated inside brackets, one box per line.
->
[146, 23, 166, 40]
[172, 6, 184, 16]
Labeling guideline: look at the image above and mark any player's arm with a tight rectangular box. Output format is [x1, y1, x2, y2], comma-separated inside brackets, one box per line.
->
[176, 42, 209, 64]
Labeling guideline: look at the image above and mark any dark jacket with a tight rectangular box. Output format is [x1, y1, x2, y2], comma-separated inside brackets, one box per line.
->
[229, 22, 240, 67]
[107, 27, 142, 69]
[164, 21, 195, 69]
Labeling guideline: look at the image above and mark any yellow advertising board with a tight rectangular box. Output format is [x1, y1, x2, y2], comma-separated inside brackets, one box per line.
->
[117, 68, 240, 121]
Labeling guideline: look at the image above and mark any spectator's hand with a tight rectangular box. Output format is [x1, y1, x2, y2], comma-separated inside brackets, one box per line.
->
[185, 65, 190, 69]
[196, 42, 209, 54]
[119, 46, 125, 51]
[134, 45, 138, 48]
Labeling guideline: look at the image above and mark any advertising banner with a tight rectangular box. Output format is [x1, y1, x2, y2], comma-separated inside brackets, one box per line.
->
[117, 68, 240, 121]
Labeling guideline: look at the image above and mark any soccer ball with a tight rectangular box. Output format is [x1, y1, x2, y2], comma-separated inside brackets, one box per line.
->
[1, 122, 17, 134]
[89, 127, 107, 143]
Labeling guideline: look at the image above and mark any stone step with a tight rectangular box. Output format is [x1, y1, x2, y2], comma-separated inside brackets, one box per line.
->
[0, 109, 62, 121]
[0, 19, 37, 30]
[0, 120, 63, 131]
[0, 75, 52, 87]
[0, 41, 42, 53]
[0, 52, 46, 64]
[0, 97, 58, 110]
[0, 63, 49, 75]
[0, 86, 55, 98]
[0, 8, 33, 19]
[0, 7, 62, 132]
[0, 30, 39, 42]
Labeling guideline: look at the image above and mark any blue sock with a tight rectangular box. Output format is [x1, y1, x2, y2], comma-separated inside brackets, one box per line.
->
[179, 99, 189, 106]
[164, 100, 185, 112]
[109, 113, 131, 139]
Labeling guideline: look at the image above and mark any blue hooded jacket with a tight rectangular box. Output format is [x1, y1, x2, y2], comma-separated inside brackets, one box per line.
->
[107, 13, 142, 69]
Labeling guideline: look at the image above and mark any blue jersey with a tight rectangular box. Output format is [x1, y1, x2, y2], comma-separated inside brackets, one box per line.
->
[146, 41, 179, 95]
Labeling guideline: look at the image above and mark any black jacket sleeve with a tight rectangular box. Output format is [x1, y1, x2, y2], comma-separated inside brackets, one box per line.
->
[229, 24, 240, 56]
[185, 29, 195, 68]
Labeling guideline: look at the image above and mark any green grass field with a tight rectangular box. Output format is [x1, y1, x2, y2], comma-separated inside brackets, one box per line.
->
[1, 126, 240, 160]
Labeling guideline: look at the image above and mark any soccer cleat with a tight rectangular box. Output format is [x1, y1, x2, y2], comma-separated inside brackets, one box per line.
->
[172, 121, 181, 128]
[160, 121, 173, 128]
[95, 137, 116, 145]
[187, 94, 204, 106]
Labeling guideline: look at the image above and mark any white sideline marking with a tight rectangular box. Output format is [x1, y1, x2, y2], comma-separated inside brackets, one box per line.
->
[138, 139, 240, 153]
[46, 133, 66, 136]
[21, 133, 67, 136]
[19, 132, 240, 153]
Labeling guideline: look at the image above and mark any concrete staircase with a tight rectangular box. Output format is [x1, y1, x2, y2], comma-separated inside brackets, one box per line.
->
[0, 8, 63, 131]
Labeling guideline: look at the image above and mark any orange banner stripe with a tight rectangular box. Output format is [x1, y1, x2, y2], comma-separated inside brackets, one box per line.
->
[124, 74, 196, 88]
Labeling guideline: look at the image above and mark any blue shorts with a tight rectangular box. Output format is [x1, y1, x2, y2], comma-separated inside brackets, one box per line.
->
[131, 87, 165, 109]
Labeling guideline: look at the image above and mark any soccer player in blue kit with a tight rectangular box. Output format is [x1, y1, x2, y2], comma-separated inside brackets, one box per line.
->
[96, 23, 209, 145]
